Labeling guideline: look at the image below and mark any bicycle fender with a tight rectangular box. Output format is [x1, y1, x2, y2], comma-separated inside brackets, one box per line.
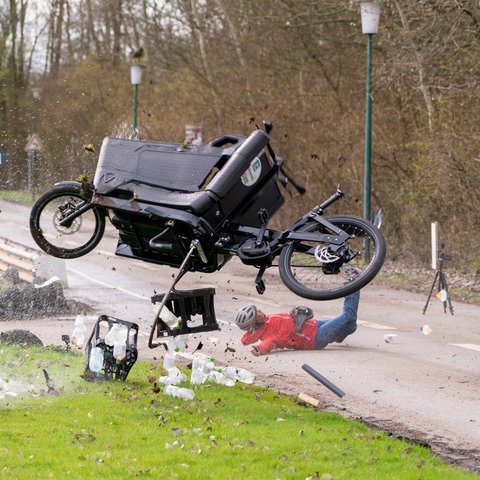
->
[53, 180, 82, 191]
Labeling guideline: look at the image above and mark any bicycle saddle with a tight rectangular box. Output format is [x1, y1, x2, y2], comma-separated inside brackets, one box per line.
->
[290, 306, 314, 332]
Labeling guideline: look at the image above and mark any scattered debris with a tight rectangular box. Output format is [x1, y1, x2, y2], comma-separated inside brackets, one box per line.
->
[43, 368, 58, 395]
[298, 392, 321, 408]
[61, 334, 71, 351]
[156, 339, 256, 398]
[0, 377, 17, 399]
[383, 334, 398, 343]
[421, 324, 433, 335]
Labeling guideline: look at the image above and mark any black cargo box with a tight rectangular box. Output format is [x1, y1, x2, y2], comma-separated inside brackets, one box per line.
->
[94, 135, 242, 195]
[93, 133, 284, 227]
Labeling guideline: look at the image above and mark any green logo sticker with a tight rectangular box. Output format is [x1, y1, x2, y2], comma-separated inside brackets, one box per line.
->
[241, 157, 262, 186]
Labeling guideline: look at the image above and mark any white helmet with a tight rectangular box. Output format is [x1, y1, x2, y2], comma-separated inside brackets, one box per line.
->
[235, 304, 257, 330]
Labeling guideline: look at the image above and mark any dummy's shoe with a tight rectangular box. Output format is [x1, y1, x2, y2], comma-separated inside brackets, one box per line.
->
[335, 326, 357, 343]
[345, 266, 362, 282]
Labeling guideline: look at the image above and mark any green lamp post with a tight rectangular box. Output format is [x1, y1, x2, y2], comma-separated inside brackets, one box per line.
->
[130, 64, 145, 140]
[360, 2, 380, 260]
[31, 87, 41, 198]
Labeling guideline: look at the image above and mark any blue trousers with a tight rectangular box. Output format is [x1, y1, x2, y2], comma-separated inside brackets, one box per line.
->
[313, 290, 360, 350]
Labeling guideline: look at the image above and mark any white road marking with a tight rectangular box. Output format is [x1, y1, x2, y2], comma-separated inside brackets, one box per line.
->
[449, 343, 480, 352]
[358, 320, 397, 330]
[67, 267, 148, 300]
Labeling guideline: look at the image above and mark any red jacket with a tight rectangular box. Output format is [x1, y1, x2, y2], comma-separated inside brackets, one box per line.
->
[241, 313, 317, 354]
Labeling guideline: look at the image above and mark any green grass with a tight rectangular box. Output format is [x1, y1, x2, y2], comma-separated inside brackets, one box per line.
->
[0, 190, 35, 205]
[0, 344, 477, 480]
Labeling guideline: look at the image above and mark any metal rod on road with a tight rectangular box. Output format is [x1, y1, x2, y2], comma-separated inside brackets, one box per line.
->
[302, 363, 345, 398]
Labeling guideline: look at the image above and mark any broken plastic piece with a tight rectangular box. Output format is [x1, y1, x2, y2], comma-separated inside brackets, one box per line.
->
[421, 324, 432, 335]
[436, 289, 448, 302]
[383, 334, 397, 343]
[298, 392, 321, 408]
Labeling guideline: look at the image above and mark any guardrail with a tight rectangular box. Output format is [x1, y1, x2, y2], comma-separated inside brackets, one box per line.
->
[0, 236, 37, 282]
[0, 236, 67, 285]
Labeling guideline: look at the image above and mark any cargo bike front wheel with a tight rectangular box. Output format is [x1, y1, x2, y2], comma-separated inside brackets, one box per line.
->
[30, 183, 106, 259]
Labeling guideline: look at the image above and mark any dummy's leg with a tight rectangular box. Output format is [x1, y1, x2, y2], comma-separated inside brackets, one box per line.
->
[313, 290, 360, 349]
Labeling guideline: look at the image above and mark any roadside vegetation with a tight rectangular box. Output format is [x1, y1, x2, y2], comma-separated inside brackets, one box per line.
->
[2, 2, 480, 274]
[0, 190, 34, 205]
[0, 344, 477, 479]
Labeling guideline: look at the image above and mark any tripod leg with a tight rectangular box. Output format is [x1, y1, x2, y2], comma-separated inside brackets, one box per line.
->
[439, 271, 454, 315]
[423, 270, 440, 314]
[438, 270, 447, 314]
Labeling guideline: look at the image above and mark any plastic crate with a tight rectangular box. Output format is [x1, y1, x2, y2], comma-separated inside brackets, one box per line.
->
[151, 288, 218, 338]
[83, 316, 139, 381]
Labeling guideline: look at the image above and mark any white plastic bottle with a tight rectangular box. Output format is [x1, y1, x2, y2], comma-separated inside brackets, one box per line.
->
[0, 378, 17, 400]
[163, 352, 176, 370]
[168, 334, 189, 353]
[236, 368, 255, 384]
[191, 353, 209, 385]
[159, 367, 187, 385]
[71, 313, 88, 347]
[164, 385, 195, 400]
[113, 324, 129, 360]
[207, 370, 224, 384]
[222, 366, 237, 386]
[160, 306, 180, 329]
[204, 357, 215, 376]
[89, 346, 104, 372]
[104, 323, 119, 347]
[192, 354, 216, 385]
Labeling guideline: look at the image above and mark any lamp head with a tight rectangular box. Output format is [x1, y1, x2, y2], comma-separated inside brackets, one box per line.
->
[130, 64, 145, 85]
[360, 2, 380, 34]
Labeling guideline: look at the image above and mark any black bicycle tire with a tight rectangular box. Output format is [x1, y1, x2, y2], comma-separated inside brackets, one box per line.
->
[29, 184, 106, 259]
[278, 215, 386, 300]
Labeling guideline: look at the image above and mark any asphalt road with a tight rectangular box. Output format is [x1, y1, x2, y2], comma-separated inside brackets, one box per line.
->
[1, 198, 479, 472]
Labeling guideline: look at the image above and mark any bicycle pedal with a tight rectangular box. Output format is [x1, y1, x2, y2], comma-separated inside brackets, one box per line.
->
[255, 279, 266, 295]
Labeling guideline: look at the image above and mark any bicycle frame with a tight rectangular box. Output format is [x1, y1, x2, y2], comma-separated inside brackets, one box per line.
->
[224, 188, 351, 250]
[56, 183, 352, 275]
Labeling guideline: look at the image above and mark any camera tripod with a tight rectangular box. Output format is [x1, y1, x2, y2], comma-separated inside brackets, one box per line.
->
[423, 248, 454, 315]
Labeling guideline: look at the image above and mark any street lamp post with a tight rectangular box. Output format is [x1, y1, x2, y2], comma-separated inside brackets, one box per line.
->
[360, 2, 380, 260]
[130, 64, 144, 140]
[31, 87, 41, 199]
